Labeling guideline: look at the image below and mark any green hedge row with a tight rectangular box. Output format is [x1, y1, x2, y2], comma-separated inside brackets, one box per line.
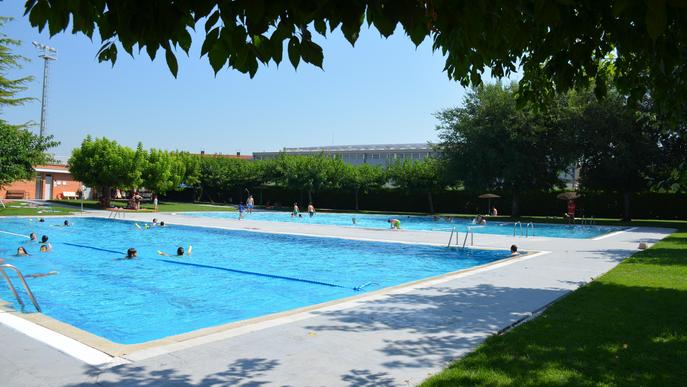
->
[162, 187, 687, 219]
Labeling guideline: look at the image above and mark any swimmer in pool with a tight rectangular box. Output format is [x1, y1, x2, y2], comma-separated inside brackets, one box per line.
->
[16, 246, 30, 256]
[29, 232, 37, 241]
[39, 244, 51, 253]
[26, 271, 58, 279]
[509, 244, 519, 256]
[63, 220, 70, 226]
[126, 248, 137, 259]
[157, 246, 191, 256]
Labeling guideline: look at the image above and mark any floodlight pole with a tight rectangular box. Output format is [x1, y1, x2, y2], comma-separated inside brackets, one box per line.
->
[32, 41, 57, 138]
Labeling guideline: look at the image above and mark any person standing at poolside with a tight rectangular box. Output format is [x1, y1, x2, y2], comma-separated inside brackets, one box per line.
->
[307, 203, 316, 217]
[238, 202, 246, 219]
[491, 207, 498, 216]
[153, 195, 159, 212]
[388, 218, 401, 230]
[246, 195, 254, 214]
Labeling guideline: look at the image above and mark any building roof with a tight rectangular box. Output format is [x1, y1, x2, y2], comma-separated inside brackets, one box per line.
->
[34, 164, 71, 174]
[257, 143, 434, 154]
[192, 153, 253, 160]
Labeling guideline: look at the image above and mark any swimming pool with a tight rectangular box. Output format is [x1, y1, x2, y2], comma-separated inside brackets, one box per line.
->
[185, 211, 622, 239]
[0, 217, 511, 344]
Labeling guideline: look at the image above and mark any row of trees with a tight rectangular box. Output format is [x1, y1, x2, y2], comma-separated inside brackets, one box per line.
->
[68, 137, 200, 208]
[436, 83, 686, 219]
[68, 136, 443, 212]
[70, 81, 685, 220]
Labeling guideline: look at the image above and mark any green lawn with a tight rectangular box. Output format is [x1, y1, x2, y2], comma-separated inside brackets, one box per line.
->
[49, 200, 235, 212]
[422, 231, 687, 386]
[0, 200, 76, 216]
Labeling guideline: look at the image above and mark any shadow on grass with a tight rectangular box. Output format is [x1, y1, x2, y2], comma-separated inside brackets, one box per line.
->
[422, 282, 687, 386]
[67, 357, 280, 386]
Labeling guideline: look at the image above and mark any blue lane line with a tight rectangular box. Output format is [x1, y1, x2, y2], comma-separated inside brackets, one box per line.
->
[61, 242, 123, 255]
[60, 242, 366, 291]
[157, 259, 350, 290]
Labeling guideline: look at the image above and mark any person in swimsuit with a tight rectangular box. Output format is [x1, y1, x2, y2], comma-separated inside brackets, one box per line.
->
[126, 248, 138, 259]
[388, 218, 401, 230]
[509, 245, 519, 256]
[248, 195, 254, 212]
[16, 246, 30, 256]
[292, 202, 300, 217]
[307, 203, 315, 217]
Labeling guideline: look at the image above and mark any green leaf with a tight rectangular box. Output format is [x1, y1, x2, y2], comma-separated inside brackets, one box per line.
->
[178, 30, 192, 53]
[205, 10, 220, 33]
[288, 37, 300, 69]
[301, 41, 323, 68]
[314, 19, 327, 36]
[209, 44, 227, 73]
[165, 49, 178, 77]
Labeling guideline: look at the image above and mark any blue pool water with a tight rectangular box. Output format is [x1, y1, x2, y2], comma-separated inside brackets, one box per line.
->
[186, 211, 622, 239]
[0, 217, 510, 344]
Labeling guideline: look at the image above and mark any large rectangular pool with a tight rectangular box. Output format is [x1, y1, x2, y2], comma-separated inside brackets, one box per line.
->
[0, 217, 511, 344]
[185, 211, 622, 239]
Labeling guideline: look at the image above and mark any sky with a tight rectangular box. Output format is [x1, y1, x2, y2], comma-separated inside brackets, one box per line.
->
[1, 2, 471, 157]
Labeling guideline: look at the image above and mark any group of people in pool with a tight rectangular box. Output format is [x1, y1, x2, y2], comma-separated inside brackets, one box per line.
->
[291, 202, 316, 218]
[125, 217, 185, 259]
[16, 233, 52, 256]
[125, 245, 191, 259]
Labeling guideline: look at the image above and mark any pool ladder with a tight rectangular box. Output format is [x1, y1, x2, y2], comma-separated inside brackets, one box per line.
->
[513, 222, 535, 238]
[0, 264, 41, 312]
[108, 209, 126, 219]
[447, 226, 474, 249]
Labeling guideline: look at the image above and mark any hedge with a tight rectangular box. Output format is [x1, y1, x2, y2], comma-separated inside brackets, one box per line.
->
[162, 187, 687, 219]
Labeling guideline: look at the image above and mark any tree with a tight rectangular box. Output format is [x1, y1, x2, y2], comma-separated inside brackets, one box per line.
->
[576, 92, 666, 221]
[272, 154, 345, 204]
[0, 16, 58, 195]
[387, 158, 446, 214]
[340, 163, 386, 211]
[0, 121, 58, 190]
[68, 137, 143, 208]
[436, 83, 576, 216]
[197, 156, 266, 203]
[25, 1, 687, 115]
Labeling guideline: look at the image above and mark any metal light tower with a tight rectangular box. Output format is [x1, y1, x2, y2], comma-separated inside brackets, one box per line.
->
[32, 41, 57, 138]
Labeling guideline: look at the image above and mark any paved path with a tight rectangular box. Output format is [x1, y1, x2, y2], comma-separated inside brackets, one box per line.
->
[0, 210, 673, 386]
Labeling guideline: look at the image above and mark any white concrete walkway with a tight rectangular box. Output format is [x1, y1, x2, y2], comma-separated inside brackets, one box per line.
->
[0, 210, 674, 386]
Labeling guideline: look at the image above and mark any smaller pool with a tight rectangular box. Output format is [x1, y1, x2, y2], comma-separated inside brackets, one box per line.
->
[185, 211, 623, 239]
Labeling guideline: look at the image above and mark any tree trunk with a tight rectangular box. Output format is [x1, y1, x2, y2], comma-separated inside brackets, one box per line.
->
[427, 191, 435, 214]
[308, 190, 313, 204]
[511, 190, 520, 217]
[623, 191, 632, 221]
[99, 186, 111, 208]
[354, 188, 360, 211]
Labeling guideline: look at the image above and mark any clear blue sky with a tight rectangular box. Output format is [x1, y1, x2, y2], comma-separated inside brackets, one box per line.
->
[1, 2, 473, 157]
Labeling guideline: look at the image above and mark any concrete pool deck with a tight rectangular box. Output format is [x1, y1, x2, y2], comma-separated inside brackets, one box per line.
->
[0, 210, 674, 386]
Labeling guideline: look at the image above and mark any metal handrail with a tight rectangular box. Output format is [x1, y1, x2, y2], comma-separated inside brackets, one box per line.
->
[513, 221, 522, 237]
[462, 226, 474, 248]
[526, 222, 534, 237]
[0, 264, 42, 312]
[447, 227, 455, 248]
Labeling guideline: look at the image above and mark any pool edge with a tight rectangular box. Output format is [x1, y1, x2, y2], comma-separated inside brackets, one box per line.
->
[1, 249, 549, 362]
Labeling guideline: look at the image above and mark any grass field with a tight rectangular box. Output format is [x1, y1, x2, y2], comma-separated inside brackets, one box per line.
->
[0, 200, 76, 216]
[49, 200, 236, 213]
[422, 230, 687, 386]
